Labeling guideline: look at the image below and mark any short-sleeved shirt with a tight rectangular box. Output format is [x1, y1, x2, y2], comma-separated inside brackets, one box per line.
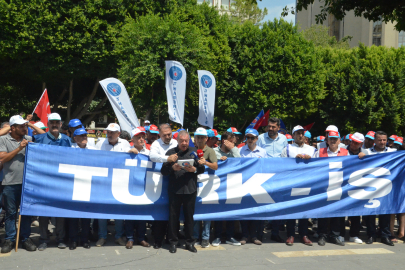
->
[130, 145, 150, 156]
[0, 134, 32, 185]
[214, 145, 241, 159]
[202, 145, 217, 163]
[368, 146, 397, 155]
[96, 137, 131, 152]
[71, 144, 97, 150]
[281, 143, 317, 158]
[34, 132, 72, 147]
[239, 144, 268, 158]
[257, 132, 287, 157]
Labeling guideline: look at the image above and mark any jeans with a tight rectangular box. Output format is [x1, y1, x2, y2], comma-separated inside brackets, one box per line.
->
[193, 221, 211, 240]
[98, 219, 124, 240]
[125, 220, 147, 242]
[3, 184, 31, 242]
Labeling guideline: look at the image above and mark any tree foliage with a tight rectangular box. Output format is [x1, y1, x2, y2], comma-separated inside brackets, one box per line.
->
[229, 0, 268, 25]
[301, 25, 351, 49]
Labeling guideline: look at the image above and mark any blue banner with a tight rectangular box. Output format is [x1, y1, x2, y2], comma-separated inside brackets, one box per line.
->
[247, 110, 264, 129]
[21, 143, 405, 220]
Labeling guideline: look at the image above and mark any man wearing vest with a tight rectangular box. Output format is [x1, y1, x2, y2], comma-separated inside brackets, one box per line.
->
[365, 131, 396, 246]
[281, 125, 317, 246]
[317, 125, 346, 150]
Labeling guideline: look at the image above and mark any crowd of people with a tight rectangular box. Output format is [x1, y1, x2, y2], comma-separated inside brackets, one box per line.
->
[0, 113, 404, 254]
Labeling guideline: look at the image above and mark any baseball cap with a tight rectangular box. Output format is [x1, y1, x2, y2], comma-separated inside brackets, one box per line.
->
[365, 131, 375, 140]
[105, 123, 120, 132]
[34, 121, 47, 129]
[245, 128, 259, 137]
[131, 126, 146, 137]
[325, 125, 338, 132]
[394, 136, 403, 145]
[9, 115, 28, 126]
[207, 129, 215, 137]
[144, 120, 150, 124]
[148, 124, 159, 134]
[328, 131, 340, 138]
[68, 119, 83, 128]
[316, 136, 325, 142]
[292, 125, 305, 134]
[305, 131, 311, 138]
[389, 135, 398, 141]
[194, 127, 208, 136]
[216, 135, 221, 140]
[344, 134, 352, 140]
[351, 132, 364, 143]
[211, 129, 218, 136]
[286, 134, 293, 142]
[73, 128, 88, 137]
[48, 113, 62, 121]
[227, 127, 242, 135]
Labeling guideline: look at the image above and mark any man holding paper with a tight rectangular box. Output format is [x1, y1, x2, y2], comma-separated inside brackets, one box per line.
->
[161, 130, 205, 254]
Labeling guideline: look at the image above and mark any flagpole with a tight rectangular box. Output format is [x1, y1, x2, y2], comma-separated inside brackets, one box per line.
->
[32, 89, 47, 114]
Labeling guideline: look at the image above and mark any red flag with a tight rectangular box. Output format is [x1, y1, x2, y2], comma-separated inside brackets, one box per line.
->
[253, 109, 270, 130]
[303, 122, 315, 131]
[33, 89, 51, 127]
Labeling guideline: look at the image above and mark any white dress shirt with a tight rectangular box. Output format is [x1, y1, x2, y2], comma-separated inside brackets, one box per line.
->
[130, 145, 150, 156]
[150, 138, 178, 163]
[96, 137, 131, 152]
[71, 143, 97, 150]
[281, 143, 317, 158]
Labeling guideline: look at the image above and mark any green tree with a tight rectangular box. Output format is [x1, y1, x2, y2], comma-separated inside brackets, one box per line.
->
[229, 0, 268, 25]
[302, 25, 351, 49]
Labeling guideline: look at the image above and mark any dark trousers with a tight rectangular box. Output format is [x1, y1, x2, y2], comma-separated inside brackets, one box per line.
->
[241, 220, 264, 240]
[366, 214, 391, 238]
[215, 221, 235, 239]
[349, 216, 361, 237]
[318, 218, 342, 238]
[125, 220, 147, 242]
[152, 221, 168, 244]
[69, 218, 91, 242]
[286, 219, 308, 238]
[168, 192, 197, 245]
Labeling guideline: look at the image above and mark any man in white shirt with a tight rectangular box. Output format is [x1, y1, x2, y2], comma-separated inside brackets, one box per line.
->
[95, 123, 130, 247]
[317, 125, 346, 150]
[128, 127, 150, 156]
[281, 125, 317, 247]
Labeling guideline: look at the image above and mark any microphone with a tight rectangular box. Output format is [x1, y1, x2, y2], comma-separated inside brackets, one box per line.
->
[190, 152, 199, 164]
[197, 149, 204, 159]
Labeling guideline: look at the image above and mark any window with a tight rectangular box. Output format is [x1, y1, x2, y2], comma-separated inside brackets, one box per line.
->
[373, 21, 382, 46]
[399, 31, 405, 47]
[197, 0, 212, 6]
[221, 0, 234, 10]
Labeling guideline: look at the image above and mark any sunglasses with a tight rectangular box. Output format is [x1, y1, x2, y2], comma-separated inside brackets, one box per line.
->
[246, 136, 256, 140]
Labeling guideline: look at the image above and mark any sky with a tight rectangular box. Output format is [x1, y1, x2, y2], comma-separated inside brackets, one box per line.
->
[257, 0, 296, 24]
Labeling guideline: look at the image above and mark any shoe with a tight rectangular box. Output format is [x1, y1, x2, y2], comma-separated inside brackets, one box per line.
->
[115, 237, 126, 246]
[169, 244, 177, 253]
[381, 237, 394, 246]
[252, 239, 262, 245]
[201, 239, 210, 248]
[195, 241, 201, 246]
[240, 237, 248, 245]
[139, 240, 150, 247]
[349, 237, 363, 244]
[153, 242, 162, 249]
[1, 240, 14, 253]
[330, 236, 345, 246]
[126, 240, 134, 249]
[58, 242, 67, 249]
[31, 220, 39, 227]
[271, 234, 283, 243]
[37, 242, 47, 251]
[286, 236, 294, 246]
[22, 238, 37, 252]
[390, 237, 398, 243]
[301, 236, 313, 246]
[83, 242, 91, 249]
[212, 238, 221, 247]
[318, 236, 326, 246]
[338, 236, 345, 243]
[69, 241, 77, 250]
[186, 244, 197, 253]
[96, 238, 106, 247]
[366, 236, 376, 244]
[226, 237, 241, 246]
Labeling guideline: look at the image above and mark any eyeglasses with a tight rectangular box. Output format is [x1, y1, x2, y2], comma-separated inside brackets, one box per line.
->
[246, 136, 256, 140]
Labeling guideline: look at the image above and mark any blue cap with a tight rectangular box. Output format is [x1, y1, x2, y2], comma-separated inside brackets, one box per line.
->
[345, 134, 351, 140]
[217, 135, 221, 140]
[144, 126, 150, 132]
[207, 129, 215, 138]
[245, 128, 259, 136]
[73, 128, 87, 137]
[316, 136, 325, 142]
[305, 131, 311, 139]
[227, 127, 242, 135]
[69, 119, 82, 128]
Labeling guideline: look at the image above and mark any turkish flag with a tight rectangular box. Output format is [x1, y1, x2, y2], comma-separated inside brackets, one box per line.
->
[33, 89, 51, 130]
[303, 122, 315, 131]
[254, 109, 270, 130]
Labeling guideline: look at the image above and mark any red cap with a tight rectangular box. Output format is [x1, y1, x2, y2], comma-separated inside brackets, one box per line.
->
[365, 131, 375, 139]
[173, 132, 178, 140]
[389, 135, 398, 140]
[149, 124, 159, 133]
[286, 134, 293, 139]
[211, 129, 218, 136]
[395, 136, 403, 145]
[319, 136, 325, 140]
[328, 131, 339, 138]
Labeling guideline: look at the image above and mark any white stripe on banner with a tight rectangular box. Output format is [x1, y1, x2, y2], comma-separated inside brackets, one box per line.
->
[165, 61, 186, 126]
[197, 70, 216, 128]
[99, 78, 140, 132]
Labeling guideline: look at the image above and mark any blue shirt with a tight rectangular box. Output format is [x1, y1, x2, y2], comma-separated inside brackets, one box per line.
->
[28, 127, 33, 137]
[239, 144, 269, 158]
[34, 132, 72, 147]
[257, 132, 287, 157]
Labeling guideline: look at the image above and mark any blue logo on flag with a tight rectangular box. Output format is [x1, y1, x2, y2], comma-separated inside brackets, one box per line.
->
[107, 83, 121, 96]
[169, 66, 183, 81]
[201, 75, 212, 88]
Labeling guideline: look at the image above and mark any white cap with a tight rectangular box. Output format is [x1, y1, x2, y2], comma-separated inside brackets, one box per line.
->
[292, 125, 305, 134]
[34, 122, 47, 129]
[194, 127, 208, 136]
[105, 123, 120, 132]
[131, 127, 146, 137]
[325, 125, 338, 132]
[9, 115, 28, 126]
[351, 132, 365, 143]
[48, 113, 61, 121]
[144, 120, 150, 124]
